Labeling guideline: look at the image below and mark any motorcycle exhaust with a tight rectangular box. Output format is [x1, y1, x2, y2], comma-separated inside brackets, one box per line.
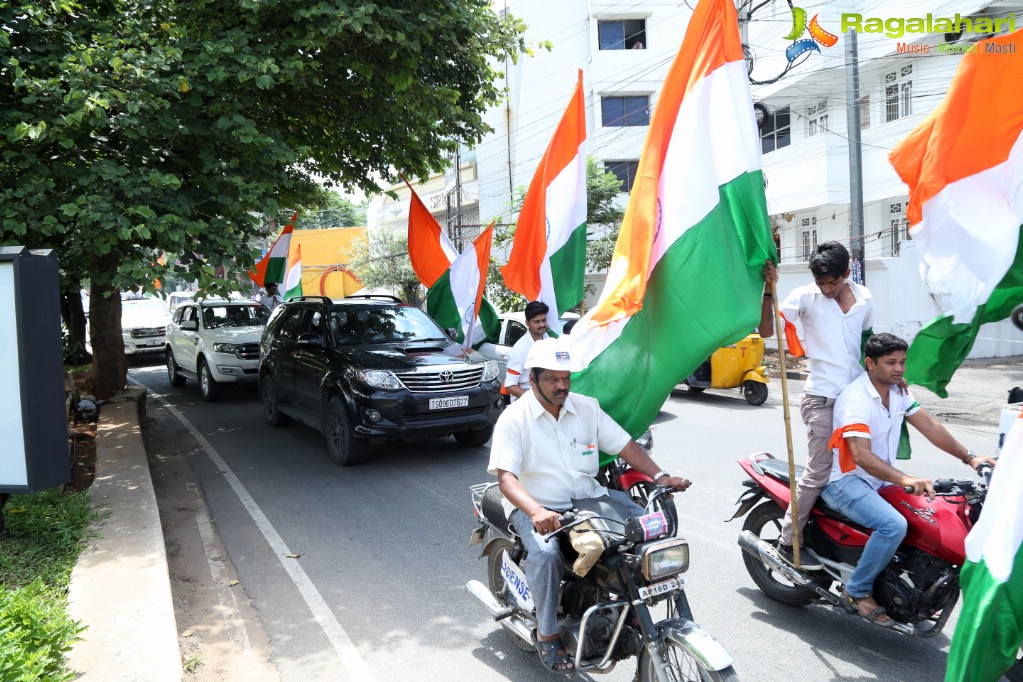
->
[737, 531, 814, 587]
[465, 580, 534, 647]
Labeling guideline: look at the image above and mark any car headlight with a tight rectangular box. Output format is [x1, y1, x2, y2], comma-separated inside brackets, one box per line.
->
[213, 343, 243, 354]
[639, 538, 690, 582]
[357, 369, 402, 390]
[481, 360, 499, 382]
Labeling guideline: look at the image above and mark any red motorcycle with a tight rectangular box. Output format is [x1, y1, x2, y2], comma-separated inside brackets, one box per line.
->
[731, 452, 991, 637]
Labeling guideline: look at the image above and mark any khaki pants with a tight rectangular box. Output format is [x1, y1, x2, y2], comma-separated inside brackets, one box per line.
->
[780, 393, 836, 546]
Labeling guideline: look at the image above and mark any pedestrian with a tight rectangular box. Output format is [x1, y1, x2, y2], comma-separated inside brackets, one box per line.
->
[760, 241, 874, 570]
[254, 282, 282, 311]
[503, 300, 550, 401]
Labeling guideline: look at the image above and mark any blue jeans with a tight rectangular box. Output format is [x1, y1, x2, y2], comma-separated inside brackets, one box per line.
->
[509, 488, 642, 637]
[820, 475, 907, 598]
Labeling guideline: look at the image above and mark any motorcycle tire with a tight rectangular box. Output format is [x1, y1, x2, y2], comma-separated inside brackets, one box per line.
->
[741, 501, 818, 607]
[638, 640, 740, 682]
[486, 538, 534, 652]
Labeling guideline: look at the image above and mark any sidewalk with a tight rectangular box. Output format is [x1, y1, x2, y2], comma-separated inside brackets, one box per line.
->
[66, 392, 182, 681]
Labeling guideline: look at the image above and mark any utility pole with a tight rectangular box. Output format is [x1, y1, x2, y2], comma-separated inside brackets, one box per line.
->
[845, 29, 865, 284]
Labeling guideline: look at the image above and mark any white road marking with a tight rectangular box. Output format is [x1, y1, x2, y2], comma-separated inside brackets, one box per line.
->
[147, 387, 376, 682]
[192, 496, 252, 650]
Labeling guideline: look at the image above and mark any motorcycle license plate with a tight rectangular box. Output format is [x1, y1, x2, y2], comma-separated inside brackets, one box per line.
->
[638, 577, 681, 600]
[430, 395, 468, 410]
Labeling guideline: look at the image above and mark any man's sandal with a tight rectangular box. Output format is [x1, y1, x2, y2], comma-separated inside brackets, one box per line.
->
[840, 589, 895, 628]
[531, 630, 575, 674]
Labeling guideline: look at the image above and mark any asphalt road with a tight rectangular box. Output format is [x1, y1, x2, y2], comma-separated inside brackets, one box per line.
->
[130, 359, 1011, 682]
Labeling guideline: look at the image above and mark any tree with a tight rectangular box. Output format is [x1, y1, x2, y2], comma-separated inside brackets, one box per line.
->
[297, 192, 368, 230]
[348, 227, 424, 307]
[0, 1, 528, 397]
[584, 158, 625, 273]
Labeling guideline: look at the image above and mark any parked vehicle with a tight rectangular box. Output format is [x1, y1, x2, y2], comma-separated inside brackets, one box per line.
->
[121, 297, 172, 356]
[732, 451, 993, 637]
[679, 333, 769, 405]
[165, 300, 269, 401]
[167, 290, 196, 312]
[258, 295, 503, 465]
[467, 481, 738, 680]
[477, 311, 580, 382]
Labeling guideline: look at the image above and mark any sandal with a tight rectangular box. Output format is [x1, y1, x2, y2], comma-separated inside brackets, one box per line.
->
[840, 589, 895, 628]
[531, 629, 575, 674]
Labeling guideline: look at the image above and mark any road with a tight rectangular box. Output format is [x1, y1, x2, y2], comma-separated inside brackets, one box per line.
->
[130, 360, 1012, 682]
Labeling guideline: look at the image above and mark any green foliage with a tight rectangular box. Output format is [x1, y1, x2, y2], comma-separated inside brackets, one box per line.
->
[296, 192, 367, 230]
[348, 227, 423, 306]
[60, 325, 86, 366]
[584, 159, 625, 273]
[0, 580, 82, 682]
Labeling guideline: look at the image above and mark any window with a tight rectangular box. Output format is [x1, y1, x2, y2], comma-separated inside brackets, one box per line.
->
[605, 160, 639, 192]
[601, 96, 649, 126]
[801, 229, 818, 261]
[760, 107, 790, 153]
[505, 320, 526, 347]
[859, 95, 870, 130]
[884, 66, 912, 122]
[889, 201, 907, 256]
[598, 19, 646, 50]
[807, 101, 828, 137]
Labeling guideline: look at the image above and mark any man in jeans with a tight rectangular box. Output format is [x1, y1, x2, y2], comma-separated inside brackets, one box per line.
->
[761, 242, 873, 570]
[822, 333, 995, 626]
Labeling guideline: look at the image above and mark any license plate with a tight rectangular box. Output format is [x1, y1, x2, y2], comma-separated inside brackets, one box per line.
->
[430, 395, 468, 410]
[638, 577, 681, 600]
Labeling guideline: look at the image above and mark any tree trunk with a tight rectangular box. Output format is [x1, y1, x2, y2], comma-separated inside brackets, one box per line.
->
[60, 283, 91, 365]
[88, 254, 126, 399]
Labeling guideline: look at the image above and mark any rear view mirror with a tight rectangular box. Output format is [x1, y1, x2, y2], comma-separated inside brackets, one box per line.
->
[180, 320, 198, 331]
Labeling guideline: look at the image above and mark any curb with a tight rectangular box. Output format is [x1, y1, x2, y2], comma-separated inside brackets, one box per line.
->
[766, 368, 809, 380]
[66, 393, 182, 681]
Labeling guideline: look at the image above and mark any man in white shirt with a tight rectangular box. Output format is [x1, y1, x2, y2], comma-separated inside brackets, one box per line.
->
[761, 242, 873, 570]
[488, 338, 690, 673]
[503, 300, 549, 401]
[822, 333, 995, 626]
[254, 282, 282, 311]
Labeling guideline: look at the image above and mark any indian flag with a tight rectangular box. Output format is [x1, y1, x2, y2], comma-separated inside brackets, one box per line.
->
[283, 243, 303, 300]
[945, 412, 1023, 681]
[501, 70, 587, 334]
[248, 212, 296, 286]
[889, 31, 1023, 398]
[568, 0, 776, 443]
[405, 180, 499, 346]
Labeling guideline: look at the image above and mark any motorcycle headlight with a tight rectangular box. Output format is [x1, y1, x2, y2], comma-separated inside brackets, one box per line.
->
[357, 369, 402, 390]
[481, 360, 499, 382]
[213, 343, 243, 354]
[639, 538, 689, 582]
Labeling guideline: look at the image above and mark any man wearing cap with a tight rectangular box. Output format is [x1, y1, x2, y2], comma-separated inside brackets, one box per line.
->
[487, 337, 690, 673]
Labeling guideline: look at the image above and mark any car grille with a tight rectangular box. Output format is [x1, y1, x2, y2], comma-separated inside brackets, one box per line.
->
[130, 327, 165, 339]
[235, 343, 260, 360]
[394, 366, 484, 394]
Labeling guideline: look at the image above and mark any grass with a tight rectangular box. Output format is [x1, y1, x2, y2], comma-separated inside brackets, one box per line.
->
[0, 489, 96, 681]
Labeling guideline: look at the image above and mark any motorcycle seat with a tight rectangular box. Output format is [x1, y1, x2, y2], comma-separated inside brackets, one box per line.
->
[480, 484, 515, 537]
[759, 458, 805, 485]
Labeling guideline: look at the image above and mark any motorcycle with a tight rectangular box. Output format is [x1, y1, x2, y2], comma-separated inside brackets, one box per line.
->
[731, 452, 992, 636]
[466, 481, 739, 681]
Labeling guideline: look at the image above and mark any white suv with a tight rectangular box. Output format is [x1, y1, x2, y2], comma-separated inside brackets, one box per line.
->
[165, 300, 269, 401]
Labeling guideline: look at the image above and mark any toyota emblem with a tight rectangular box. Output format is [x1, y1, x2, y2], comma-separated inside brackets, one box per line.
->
[439, 370, 455, 384]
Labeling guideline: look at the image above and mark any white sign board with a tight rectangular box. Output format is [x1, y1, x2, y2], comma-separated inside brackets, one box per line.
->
[0, 261, 28, 486]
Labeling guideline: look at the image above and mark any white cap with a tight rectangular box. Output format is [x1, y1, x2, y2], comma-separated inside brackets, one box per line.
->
[523, 337, 583, 372]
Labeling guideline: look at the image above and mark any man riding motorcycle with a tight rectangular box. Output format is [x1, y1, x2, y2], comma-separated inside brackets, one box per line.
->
[486, 337, 690, 673]
[822, 332, 996, 627]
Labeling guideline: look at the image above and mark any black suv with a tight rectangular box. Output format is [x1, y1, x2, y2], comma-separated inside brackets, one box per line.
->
[258, 296, 503, 465]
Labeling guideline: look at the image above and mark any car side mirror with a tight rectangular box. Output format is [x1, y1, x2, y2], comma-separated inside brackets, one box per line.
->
[445, 327, 459, 341]
[180, 320, 198, 331]
[297, 333, 322, 347]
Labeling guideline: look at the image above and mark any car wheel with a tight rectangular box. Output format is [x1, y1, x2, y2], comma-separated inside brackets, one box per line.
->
[198, 358, 223, 402]
[260, 375, 290, 427]
[325, 396, 368, 466]
[743, 380, 769, 406]
[166, 349, 186, 387]
[453, 426, 494, 448]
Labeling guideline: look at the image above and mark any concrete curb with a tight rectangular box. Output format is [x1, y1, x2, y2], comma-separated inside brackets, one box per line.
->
[66, 395, 181, 681]
[766, 368, 809, 380]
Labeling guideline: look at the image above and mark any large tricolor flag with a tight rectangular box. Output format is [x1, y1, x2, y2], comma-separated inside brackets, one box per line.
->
[283, 243, 303, 300]
[890, 31, 1023, 398]
[406, 181, 499, 346]
[248, 212, 297, 286]
[568, 0, 776, 444]
[502, 70, 588, 334]
[945, 412, 1023, 681]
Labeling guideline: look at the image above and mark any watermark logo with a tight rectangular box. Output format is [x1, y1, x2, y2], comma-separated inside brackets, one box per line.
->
[783, 5, 839, 63]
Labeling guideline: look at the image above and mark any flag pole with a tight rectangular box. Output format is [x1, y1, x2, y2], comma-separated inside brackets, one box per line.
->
[769, 273, 801, 567]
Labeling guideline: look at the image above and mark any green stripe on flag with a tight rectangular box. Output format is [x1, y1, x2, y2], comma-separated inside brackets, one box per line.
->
[906, 224, 1023, 398]
[549, 223, 588, 315]
[426, 269, 501, 346]
[264, 258, 286, 285]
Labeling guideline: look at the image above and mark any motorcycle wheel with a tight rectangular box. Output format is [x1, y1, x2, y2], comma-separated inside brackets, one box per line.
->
[741, 501, 817, 607]
[638, 641, 740, 682]
[486, 538, 534, 652]
[627, 480, 657, 507]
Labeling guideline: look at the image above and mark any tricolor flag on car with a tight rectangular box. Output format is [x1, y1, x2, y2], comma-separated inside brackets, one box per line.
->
[501, 70, 588, 334]
[569, 0, 776, 445]
[889, 31, 1023, 398]
[248, 212, 297, 286]
[406, 180, 500, 346]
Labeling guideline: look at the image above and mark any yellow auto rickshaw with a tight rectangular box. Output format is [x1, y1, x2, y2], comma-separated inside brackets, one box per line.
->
[681, 333, 769, 405]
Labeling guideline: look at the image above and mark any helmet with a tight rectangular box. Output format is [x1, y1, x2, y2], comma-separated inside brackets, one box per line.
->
[524, 337, 583, 372]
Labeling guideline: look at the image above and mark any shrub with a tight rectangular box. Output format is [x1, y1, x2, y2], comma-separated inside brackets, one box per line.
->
[0, 580, 83, 682]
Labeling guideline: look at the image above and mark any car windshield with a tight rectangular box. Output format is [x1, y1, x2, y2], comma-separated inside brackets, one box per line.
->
[121, 298, 169, 325]
[201, 304, 269, 329]
[328, 306, 446, 345]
